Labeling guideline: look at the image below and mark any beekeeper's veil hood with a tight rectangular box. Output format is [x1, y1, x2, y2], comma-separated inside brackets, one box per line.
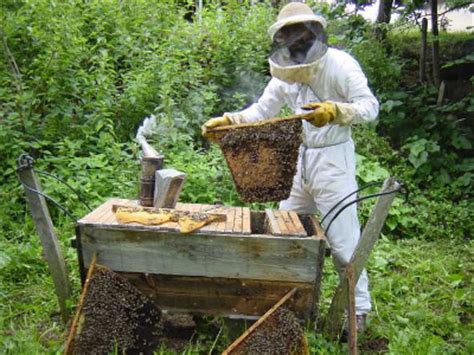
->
[268, 3, 328, 85]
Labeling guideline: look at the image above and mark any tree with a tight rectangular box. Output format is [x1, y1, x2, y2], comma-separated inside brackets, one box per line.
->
[376, 0, 395, 23]
[431, 0, 441, 87]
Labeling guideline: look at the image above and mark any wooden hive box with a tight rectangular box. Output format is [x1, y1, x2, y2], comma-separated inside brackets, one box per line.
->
[75, 198, 326, 321]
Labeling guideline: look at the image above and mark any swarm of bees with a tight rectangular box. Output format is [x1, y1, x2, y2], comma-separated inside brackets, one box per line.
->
[213, 119, 302, 203]
[232, 307, 308, 355]
[71, 266, 163, 354]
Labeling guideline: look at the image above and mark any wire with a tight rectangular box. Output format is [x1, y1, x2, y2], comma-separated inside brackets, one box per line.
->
[324, 183, 405, 235]
[320, 181, 384, 225]
[19, 180, 78, 222]
[16, 153, 86, 222]
[34, 169, 93, 211]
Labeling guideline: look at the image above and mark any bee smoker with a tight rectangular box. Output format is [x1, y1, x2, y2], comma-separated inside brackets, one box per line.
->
[139, 154, 164, 207]
[136, 115, 184, 208]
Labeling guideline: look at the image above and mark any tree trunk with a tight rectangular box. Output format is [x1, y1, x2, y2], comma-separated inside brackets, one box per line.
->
[419, 18, 428, 83]
[376, 0, 393, 24]
[431, 0, 441, 87]
[375, 0, 393, 40]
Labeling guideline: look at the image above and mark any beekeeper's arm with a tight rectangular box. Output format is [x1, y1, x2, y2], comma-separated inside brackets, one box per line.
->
[202, 78, 286, 135]
[303, 56, 379, 127]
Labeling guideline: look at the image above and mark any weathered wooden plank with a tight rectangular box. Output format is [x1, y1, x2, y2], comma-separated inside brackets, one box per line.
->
[78, 198, 135, 224]
[121, 273, 314, 319]
[214, 206, 228, 233]
[266, 209, 306, 237]
[83, 201, 110, 223]
[281, 210, 307, 237]
[326, 177, 400, 338]
[281, 210, 296, 234]
[265, 209, 281, 235]
[232, 207, 243, 233]
[98, 203, 117, 224]
[288, 211, 307, 237]
[275, 210, 291, 236]
[210, 209, 228, 233]
[242, 207, 251, 234]
[78, 226, 322, 283]
[311, 215, 326, 239]
[77, 201, 106, 224]
[17, 156, 71, 322]
[225, 206, 236, 233]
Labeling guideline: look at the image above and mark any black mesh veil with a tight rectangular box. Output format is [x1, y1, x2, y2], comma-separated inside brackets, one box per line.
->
[270, 21, 328, 66]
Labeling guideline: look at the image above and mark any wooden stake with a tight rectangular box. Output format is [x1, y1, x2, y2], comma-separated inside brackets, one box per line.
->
[347, 265, 358, 355]
[17, 154, 71, 322]
[311, 216, 327, 329]
[325, 177, 400, 338]
[64, 253, 97, 355]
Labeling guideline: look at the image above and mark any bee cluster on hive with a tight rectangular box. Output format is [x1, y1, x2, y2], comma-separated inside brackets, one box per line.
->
[215, 119, 302, 203]
[72, 267, 163, 354]
[232, 307, 306, 355]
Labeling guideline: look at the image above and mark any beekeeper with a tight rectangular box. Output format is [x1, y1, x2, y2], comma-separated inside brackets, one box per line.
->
[202, 3, 379, 331]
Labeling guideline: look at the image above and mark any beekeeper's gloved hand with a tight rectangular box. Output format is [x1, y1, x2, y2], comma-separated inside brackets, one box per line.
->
[201, 115, 231, 139]
[301, 102, 337, 127]
[201, 113, 234, 139]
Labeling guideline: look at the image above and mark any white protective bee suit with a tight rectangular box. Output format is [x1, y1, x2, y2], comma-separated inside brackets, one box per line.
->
[225, 5, 379, 315]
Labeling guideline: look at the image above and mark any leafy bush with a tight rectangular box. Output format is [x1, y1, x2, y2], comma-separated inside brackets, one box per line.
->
[0, 0, 275, 233]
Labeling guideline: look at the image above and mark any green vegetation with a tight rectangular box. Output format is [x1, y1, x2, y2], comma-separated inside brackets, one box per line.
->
[1, 0, 472, 353]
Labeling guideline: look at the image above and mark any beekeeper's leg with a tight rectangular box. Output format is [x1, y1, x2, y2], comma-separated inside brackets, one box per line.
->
[307, 141, 371, 315]
[279, 150, 318, 214]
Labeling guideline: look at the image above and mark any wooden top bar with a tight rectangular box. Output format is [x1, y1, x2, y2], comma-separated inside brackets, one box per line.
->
[78, 198, 252, 235]
[265, 209, 307, 237]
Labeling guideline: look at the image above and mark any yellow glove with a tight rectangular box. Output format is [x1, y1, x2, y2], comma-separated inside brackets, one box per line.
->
[201, 115, 232, 139]
[301, 102, 337, 127]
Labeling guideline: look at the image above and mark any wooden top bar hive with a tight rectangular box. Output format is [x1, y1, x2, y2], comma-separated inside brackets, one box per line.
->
[75, 198, 326, 320]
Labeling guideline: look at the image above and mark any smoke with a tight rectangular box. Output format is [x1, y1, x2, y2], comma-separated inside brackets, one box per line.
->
[137, 69, 271, 143]
[220, 68, 269, 111]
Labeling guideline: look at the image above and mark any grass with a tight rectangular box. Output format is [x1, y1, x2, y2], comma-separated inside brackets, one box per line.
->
[1, 217, 472, 354]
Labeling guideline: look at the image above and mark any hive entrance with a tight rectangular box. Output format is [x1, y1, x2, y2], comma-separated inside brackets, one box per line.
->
[212, 117, 302, 202]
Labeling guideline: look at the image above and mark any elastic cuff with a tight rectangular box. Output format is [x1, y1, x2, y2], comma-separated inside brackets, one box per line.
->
[223, 112, 245, 125]
[332, 102, 355, 126]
